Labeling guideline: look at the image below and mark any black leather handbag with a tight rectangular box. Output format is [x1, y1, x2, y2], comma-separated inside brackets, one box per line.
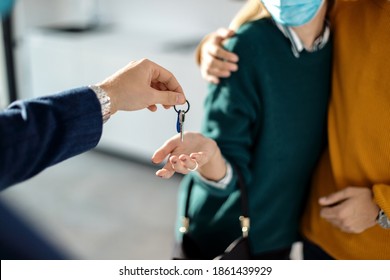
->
[173, 166, 252, 260]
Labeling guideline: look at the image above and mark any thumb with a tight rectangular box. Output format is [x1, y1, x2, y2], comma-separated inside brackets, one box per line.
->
[150, 88, 186, 107]
[151, 136, 180, 164]
[319, 189, 350, 206]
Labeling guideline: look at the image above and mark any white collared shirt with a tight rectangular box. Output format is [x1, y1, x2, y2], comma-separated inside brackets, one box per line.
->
[275, 21, 331, 58]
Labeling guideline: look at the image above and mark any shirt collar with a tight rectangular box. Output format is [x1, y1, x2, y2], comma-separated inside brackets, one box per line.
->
[274, 20, 330, 58]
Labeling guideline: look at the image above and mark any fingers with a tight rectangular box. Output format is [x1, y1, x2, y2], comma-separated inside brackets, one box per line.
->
[319, 188, 351, 206]
[153, 132, 216, 179]
[155, 161, 176, 179]
[203, 74, 220, 84]
[154, 146, 181, 179]
[151, 136, 181, 165]
[200, 63, 234, 83]
[147, 105, 157, 112]
[149, 60, 184, 95]
[320, 204, 350, 232]
[319, 187, 371, 207]
[155, 155, 198, 179]
[152, 140, 206, 179]
[320, 205, 362, 234]
[211, 28, 238, 62]
[319, 187, 377, 234]
[142, 59, 186, 108]
[198, 28, 238, 84]
[200, 52, 238, 84]
[217, 60, 238, 73]
[168, 152, 209, 171]
[216, 28, 236, 40]
[208, 43, 239, 64]
[149, 89, 186, 108]
[200, 35, 238, 84]
[320, 205, 341, 220]
[170, 155, 195, 175]
[189, 152, 210, 167]
[203, 57, 238, 75]
[100, 58, 186, 112]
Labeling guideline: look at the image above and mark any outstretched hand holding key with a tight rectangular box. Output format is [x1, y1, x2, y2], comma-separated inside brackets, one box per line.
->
[152, 131, 227, 181]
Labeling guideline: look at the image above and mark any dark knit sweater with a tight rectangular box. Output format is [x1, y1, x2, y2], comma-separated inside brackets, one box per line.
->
[177, 18, 332, 257]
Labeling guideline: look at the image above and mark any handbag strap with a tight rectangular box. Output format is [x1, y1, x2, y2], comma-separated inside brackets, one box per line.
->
[181, 164, 250, 237]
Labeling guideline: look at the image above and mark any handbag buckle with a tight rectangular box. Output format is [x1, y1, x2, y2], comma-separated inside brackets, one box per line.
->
[179, 217, 190, 233]
[239, 216, 250, 238]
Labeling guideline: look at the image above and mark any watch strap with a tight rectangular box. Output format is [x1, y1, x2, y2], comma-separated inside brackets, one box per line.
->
[89, 85, 111, 124]
[376, 209, 390, 229]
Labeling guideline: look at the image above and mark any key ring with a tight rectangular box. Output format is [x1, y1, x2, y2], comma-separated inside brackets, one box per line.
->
[174, 100, 190, 114]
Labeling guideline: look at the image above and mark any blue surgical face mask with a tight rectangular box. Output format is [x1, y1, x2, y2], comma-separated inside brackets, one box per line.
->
[261, 0, 324, 27]
[0, 0, 15, 17]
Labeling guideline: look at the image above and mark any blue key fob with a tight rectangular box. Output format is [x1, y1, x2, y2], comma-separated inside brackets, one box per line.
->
[176, 110, 182, 133]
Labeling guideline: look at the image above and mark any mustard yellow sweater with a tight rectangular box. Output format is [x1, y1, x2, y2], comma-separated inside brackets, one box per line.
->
[301, 0, 390, 259]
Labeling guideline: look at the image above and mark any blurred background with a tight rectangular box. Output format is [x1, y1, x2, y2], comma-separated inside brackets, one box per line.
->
[0, 0, 245, 259]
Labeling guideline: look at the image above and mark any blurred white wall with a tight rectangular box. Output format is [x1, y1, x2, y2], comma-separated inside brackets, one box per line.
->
[14, 0, 245, 160]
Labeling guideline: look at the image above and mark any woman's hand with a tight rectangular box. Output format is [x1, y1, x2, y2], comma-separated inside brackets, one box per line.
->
[152, 132, 226, 181]
[198, 28, 239, 84]
[319, 187, 380, 233]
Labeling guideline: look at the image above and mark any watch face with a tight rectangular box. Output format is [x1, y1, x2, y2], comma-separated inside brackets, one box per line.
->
[377, 210, 390, 229]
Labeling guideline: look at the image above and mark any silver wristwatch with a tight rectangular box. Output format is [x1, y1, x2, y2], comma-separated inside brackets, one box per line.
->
[89, 85, 111, 124]
[376, 209, 390, 229]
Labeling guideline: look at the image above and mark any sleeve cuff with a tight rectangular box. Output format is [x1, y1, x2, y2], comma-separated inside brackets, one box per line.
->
[195, 160, 233, 190]
[89, 85, 111, 124]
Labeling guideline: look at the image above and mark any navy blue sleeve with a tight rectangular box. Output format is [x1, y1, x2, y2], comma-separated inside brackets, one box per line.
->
[0, 87, 103, 190]
[0, 200, 67, 259]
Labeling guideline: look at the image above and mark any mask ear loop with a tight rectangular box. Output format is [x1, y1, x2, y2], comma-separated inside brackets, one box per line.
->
[174, 100, 190, 114]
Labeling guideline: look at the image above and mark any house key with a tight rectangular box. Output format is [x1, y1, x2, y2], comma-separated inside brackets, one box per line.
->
[174, 100, 190, 142]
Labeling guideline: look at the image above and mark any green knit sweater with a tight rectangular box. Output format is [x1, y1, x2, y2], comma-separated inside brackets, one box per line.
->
[177, 18, 332, 258]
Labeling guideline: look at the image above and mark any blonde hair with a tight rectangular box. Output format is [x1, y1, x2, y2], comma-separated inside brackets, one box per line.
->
[229, 0, 270, 31]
